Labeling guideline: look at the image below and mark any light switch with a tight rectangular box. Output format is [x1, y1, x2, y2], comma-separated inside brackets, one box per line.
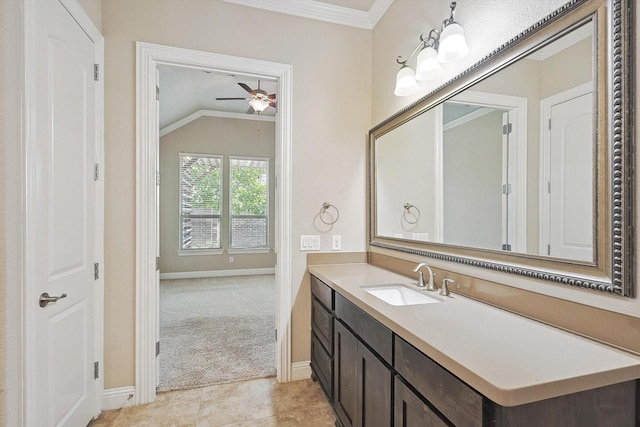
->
[300, 235, 320, 251]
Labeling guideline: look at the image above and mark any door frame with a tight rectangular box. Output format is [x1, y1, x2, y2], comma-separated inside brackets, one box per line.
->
[135, 42, 293, 404]
[439, 90, 528, 252]
[11, 0, 104, 424]
[539, 82, 593, 256]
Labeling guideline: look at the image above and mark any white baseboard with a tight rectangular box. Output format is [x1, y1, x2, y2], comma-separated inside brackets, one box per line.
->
[160, 268, 275, 280]
[291, 361, 311, 381]
[102, 386, 136, 411]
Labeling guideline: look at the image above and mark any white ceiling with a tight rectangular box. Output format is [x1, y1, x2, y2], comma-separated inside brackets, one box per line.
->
[159, 0, 391, 132]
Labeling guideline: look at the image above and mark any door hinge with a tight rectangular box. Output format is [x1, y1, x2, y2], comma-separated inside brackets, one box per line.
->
[502, 244, 512, 251]
[156, 341, 160, 357]
[94, 163, 100, 181]
[94, 361, 99, 379]
[275, 329, 277, 341]
[547, 181, 551, 193]
[548, 118, 552, 130]
[547, 244, 551, 256]
[94, 263, 99, 280]
[502, 184, 512, 195]
[94, 64, 99, 81]
[156, 256, 160, 271]
[502, 123, 512, 135]
[156, 85, 160, 101]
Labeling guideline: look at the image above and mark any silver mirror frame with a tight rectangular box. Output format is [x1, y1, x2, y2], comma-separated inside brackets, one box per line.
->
[368, 0, 634, 296]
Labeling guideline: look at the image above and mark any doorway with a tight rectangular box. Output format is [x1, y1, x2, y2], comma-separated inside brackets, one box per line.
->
[156, 65, 278, 390]
[136, 42, 293, 404]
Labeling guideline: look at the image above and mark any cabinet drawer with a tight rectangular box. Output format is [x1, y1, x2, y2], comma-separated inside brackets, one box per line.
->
[395, 337, 483, 427]
[311, 332, 333, 401]
[394, 375, 449, 427]
[335, 293, 392, 364]
[312, 296, 333, 353]
[311, 274, 334, 310]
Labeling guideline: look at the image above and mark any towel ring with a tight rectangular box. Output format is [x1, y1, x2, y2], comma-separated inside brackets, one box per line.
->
[403, 203, 421, 224]
[319, 202, 339, 225]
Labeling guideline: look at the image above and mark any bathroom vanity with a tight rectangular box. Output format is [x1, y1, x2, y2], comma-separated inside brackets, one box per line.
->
[308, 263, 640, 427]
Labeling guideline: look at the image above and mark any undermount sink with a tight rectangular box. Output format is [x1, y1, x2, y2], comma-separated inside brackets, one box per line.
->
[362, 284, 442, 306]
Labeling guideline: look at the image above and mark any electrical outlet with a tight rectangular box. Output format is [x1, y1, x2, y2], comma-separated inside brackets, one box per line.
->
[332, 235, 342, 251]
[229, 256, 234, 263]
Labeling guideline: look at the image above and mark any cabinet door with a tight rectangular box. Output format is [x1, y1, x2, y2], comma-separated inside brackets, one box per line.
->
[358, 343, 392, 427]
[335, 320, 359, 427]
[394, 376, 449, 427]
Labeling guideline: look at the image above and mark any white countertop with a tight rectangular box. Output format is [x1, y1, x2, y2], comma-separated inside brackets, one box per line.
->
[308, 263, 640, 407]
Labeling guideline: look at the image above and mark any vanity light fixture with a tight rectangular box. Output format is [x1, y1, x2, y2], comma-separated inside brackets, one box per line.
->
[394, 1, 469, 96]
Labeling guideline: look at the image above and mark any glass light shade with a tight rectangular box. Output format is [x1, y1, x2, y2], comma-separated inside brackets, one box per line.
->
[415, 46, 443, 81]
[436, 22, 469, 63]
[249, 98, 270, 112]
[394, 66, 419, 96]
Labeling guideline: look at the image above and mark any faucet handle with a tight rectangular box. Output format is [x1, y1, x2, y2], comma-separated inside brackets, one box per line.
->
[440, 278, 455, 296]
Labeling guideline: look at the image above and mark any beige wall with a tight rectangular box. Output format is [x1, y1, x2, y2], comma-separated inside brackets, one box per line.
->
[102, 0, 371, 388]
[159, 116, 276, 273]
[371, 1, 640, 319]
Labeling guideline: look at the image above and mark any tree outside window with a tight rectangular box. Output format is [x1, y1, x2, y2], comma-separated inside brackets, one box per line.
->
[230, 157, 269, 249]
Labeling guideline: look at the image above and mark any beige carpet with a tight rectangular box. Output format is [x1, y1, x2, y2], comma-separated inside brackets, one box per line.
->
[158, 274, 276, 391]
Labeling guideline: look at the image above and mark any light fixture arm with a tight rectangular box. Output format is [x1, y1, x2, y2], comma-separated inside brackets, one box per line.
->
[397, 29, 440, 65]
[446, 1, 457, 25]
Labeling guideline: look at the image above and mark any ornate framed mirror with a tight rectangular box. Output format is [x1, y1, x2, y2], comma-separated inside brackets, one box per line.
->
[368, 0, 634, 296]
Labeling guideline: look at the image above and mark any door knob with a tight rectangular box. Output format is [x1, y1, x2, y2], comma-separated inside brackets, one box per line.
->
[39, 292, 68, 307]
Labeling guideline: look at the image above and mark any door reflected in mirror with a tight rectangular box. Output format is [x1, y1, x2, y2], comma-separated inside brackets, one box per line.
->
[375, 20, 595, 263]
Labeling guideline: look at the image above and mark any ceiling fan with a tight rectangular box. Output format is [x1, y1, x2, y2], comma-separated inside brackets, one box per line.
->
[216, 81, 276, 114]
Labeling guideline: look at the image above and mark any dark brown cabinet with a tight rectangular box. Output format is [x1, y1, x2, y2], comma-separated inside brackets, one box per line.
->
[310, 275, 334, 401]
[334, 312, 392, 427]
[394, 375, 449, 427]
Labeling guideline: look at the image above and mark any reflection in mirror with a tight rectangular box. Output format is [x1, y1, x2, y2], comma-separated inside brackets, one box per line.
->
[375, 20, 595, 263]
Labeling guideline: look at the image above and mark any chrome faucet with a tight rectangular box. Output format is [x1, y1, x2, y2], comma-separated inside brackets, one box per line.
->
[440, 278, 455, 297]
[413, 262, 436, 291]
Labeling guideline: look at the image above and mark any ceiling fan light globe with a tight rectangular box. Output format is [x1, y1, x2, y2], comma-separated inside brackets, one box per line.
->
[249, 98, 270, 113]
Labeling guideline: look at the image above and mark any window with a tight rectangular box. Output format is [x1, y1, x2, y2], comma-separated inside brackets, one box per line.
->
[179, 154, 223, 251]
[229, 157, 269, 249]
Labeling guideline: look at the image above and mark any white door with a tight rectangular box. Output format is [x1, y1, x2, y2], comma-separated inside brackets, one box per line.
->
[30, 1, 99, 425]
[547, 91, 593, 261]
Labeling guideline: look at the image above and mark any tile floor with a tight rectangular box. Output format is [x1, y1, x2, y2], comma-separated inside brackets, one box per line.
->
[88, 377, 336, 427]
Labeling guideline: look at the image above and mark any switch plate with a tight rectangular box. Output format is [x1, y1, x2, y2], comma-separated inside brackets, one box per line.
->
[300, 235, 321, 251]
[332, 235, 342, 251]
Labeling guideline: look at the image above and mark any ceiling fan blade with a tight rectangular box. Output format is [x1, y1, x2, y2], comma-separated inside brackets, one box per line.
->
[238, 82, 254, 94]
[215, 97, 249, 100]
[268, 93, 276, 100]
[246, 106, 255, 114]
[269, 102, 277, 108]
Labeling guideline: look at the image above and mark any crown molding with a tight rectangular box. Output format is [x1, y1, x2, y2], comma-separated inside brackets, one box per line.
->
[221, 0, 393, 30]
